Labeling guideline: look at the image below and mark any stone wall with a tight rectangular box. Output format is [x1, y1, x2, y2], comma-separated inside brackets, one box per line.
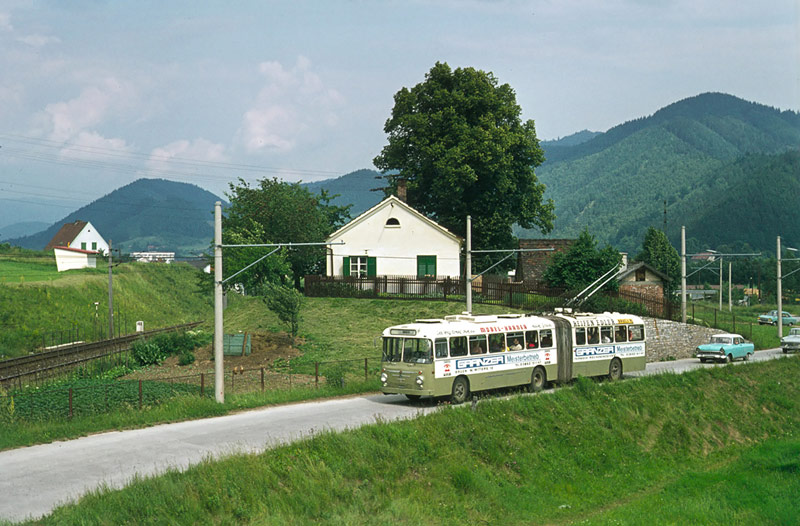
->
[643, 317, 719, 362]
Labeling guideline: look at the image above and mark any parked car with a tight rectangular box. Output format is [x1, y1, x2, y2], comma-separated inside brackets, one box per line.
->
[757, 310, 799, 326]
[695, 333, 754, 363]
[780, 328, 800, 354]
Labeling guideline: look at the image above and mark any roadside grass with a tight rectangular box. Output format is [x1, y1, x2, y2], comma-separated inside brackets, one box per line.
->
[17, 357, 800, 525]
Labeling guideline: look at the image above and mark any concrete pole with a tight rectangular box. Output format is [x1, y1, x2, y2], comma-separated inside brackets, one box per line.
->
[728, 261, 732, 312]
[214, 202, 224, 403]
[466, 215, 472, 314]
[108, 240, 114, 338]
[777, 236, 783, 340]
[719, 255, 723, 312]
[681, 226, 686, 323]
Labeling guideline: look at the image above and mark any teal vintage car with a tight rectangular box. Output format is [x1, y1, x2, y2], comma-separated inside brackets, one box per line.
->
[757, 310, 799, 326]
[695, 333, 754, 363]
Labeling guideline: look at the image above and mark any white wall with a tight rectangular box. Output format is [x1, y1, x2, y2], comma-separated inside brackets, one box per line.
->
[71, 222, 109, 255]
[54, 248, 97, 272]
[327, 198, 461, 277]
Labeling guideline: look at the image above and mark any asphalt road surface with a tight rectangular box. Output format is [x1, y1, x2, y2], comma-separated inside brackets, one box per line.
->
[0, 347, 788, 523]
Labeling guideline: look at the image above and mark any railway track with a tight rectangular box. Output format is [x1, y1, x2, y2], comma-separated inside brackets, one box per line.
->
[0, 322, 202, 388]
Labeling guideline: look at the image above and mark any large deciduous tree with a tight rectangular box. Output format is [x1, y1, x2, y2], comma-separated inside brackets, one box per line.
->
[635, 227, 680, 295]
[224, 178, 351, 289]
[543, 230, 621, 292]
[373, 62, 554, 259]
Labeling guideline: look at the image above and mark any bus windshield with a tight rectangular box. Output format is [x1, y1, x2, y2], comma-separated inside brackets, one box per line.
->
[383, 337, 433, 364]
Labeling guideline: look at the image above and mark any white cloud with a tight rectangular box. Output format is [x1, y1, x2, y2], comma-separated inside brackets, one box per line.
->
[16, 34, 61, 47]
[146, 138, 228, 174]
[58, 131, 132, 160]
[238, 56, 344, 154]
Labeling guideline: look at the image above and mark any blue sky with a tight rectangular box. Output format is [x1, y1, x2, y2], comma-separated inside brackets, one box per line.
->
[0, 1, 797, 226]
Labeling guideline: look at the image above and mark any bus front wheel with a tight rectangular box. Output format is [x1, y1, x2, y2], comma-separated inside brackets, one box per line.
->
[451, 376, 470, 404]
[530, 366, 546, 392]
[608, 358, 622, 381]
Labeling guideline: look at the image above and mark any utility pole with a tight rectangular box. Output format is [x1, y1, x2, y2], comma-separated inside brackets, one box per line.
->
[108, 240, 114, 339]
[466, 215, 472, 314]
[214, 202, 224, 403]
[728, 261, 732, 312]
[681, 226, 686, 323]
[777, 236, 783, 340]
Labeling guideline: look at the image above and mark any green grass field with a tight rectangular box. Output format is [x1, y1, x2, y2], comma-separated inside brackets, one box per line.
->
[686, 300, 795, 349]
[11, 357, 798, 526]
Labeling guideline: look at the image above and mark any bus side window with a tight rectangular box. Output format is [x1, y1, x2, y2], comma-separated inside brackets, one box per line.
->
[469, 335, 487, 355]
[435, 338, 448, 359]
[506, 332, 523, 351]
[384, 337, 402, 362]
[525, 330, 539, 349]
[450, 336, 468, 357]
[614, 325, 628, 342]
[601, 326, 613, 343]
[629, 325, 645, 341]
[575, 327, 586, 346]
[540, 329, 553, 348]
[587, 327, 600, 344]
[488, 333, 505, 353]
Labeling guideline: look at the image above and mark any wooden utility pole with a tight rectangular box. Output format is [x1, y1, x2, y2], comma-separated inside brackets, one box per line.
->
[108, 240, 114, 338]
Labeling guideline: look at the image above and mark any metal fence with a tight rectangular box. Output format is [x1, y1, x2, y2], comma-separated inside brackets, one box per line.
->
[305, 274, 679, 320]
[0, 357, 380, 423]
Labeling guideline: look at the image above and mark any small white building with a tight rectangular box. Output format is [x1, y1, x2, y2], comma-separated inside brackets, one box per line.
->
[53, 246, 99, 272]
[325, 195, 462, 278]
[45, 220, 109, 256]
[130, 251, 175, 263]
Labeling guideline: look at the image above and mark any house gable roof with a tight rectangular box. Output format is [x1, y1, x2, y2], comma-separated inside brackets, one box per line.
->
[44, 221, 88, 251]
[326, 195, 462, 245]
[616, 261, 671, 282]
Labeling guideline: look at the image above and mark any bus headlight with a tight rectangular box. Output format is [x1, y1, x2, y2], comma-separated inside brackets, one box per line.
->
[380, 371, 388, 384]
[415, 375, 424, 388]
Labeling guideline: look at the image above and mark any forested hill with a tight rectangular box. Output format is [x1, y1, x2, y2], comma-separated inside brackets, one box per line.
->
[530, 92, 800, 253]
[301, 168, 384, 217]
[10, 179, 224, 255]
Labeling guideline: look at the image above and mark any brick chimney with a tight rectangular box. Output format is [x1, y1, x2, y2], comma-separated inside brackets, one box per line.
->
[396, 178, 407, 202]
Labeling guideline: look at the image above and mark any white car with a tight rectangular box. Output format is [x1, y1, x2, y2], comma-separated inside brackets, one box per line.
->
[780, 328, 800, 354]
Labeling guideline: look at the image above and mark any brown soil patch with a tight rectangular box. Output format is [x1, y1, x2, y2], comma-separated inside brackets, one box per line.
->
[127, 332, 303, 381]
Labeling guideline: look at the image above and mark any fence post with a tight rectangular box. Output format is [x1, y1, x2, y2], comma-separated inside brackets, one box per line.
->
[364, 358, 368, 381]
[261, 368, 265, 392]
[138, 380, 143, 410]
[315, 362, 319, 388]
[733, 314, 736, 333]
[68, 388, 73, 419]
[201, 373, 205, 396]
[714, 309, 717, 328]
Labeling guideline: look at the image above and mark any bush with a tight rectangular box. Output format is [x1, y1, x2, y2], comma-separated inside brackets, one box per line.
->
[132, 340, 167, 366]
[178, 350, 195, 366]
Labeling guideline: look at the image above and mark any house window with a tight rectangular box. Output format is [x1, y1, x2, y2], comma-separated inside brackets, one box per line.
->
[343, 256, 376, 277]
[417, 255, 436, 278]
[635, 268, 646, 282]
[92, 242, 97, 251]
[385, 218, 400, 227]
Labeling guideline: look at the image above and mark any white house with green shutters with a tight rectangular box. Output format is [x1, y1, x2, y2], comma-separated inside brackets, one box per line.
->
[325, 195, 462, 278]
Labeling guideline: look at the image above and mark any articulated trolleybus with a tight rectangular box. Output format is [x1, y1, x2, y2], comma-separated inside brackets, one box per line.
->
[380, 310, 646, 403]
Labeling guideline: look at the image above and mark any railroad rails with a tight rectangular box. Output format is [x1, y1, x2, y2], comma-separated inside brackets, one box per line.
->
[0, 322, 202, 389]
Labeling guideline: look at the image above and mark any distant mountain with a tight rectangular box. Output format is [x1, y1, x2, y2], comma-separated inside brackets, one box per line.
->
[0, 221, 51, 241]
[540, 130, 601, 161]
[526, 92, 800, 253]
[9, 179, 225, 255]
[302, 168, 384, 217]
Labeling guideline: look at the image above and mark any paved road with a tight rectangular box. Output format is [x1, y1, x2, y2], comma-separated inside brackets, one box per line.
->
[0, 348, 788, 523]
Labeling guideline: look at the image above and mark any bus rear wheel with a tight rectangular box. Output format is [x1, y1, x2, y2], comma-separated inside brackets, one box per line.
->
[608, 358, 622, 381]
[451, 376, 469, 404]
[530, 366, 546, 393]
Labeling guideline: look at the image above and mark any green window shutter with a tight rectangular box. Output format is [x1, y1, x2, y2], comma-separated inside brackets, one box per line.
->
[367, 257, 377, 277]
[81, 242, 87, 250]
[342, 256, 350, 277]
[417, 255, 436, 278]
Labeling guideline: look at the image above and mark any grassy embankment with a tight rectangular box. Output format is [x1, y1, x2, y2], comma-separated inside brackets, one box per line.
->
[0, 254, 211, 358]
[12, 357, 799, 525]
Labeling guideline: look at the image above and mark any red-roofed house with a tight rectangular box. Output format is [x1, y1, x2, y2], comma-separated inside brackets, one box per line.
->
[45, 220, 109, 256]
